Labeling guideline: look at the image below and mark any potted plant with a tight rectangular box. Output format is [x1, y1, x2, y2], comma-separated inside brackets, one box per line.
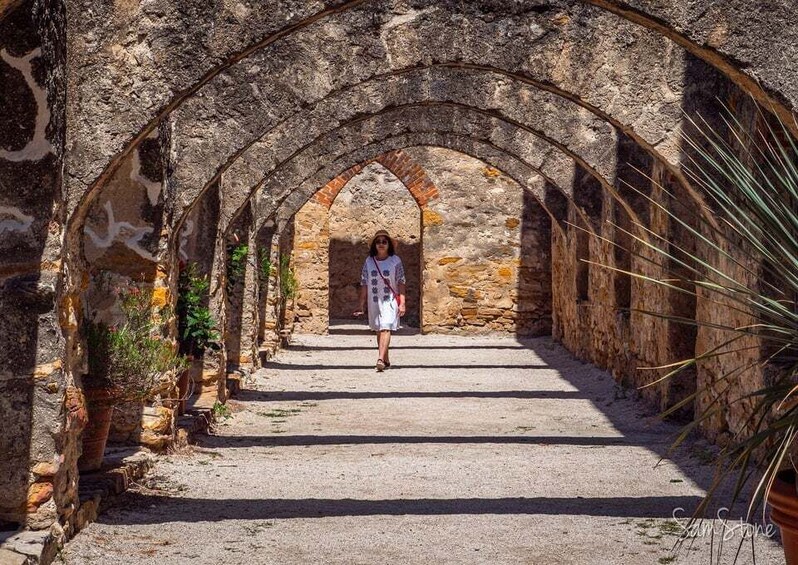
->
[176, 263, 221, 412]
[80, 285, 186, 471]
[602, 109, 798, 562]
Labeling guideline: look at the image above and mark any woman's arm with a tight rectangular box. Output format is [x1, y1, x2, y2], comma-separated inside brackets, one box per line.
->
[354, 284, 367, 316]
[398, 282, 406, 316]
[354, 260, 368, 316]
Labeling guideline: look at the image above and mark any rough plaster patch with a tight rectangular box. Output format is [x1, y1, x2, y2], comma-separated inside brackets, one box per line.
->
[130, 148, 162, 206]
[380, 8, 431, 67]
[0, 48, 53, 162]
[0, 205, 34, 234]
[178, 219, 194, 261]
[84, 201, 156, 261]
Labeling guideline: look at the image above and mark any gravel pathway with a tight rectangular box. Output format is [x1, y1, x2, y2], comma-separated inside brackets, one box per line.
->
[60, 326, 785, 564]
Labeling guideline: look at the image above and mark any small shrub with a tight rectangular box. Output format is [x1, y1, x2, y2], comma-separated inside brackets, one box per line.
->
[259, 248, 273, 281]
[212, 401, 232, 420]
[279, 253, 298, 300]
[226, 243, 248, 294]
[177, 263, 221, 356]
[86, 285, 185, 400]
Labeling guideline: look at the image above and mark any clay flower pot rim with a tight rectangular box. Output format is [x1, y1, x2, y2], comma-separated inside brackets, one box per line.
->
[82, 386, 125, 406]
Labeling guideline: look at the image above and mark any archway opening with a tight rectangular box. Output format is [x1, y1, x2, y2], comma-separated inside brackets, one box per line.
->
[328, 162, 422, 328]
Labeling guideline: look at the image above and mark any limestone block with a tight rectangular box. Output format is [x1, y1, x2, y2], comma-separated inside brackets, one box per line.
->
[141, 406, 172, 435]
[1, 529, 51, 558]
[0, 548, 27, 565]
[26, 482, 53, 513]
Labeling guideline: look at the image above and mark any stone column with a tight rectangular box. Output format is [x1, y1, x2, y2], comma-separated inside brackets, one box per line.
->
[179, 180, 225, 409]
[80, 118, 179, 450]
[258, 227, 282, 359]
[0, 0, 70, 530]
[223, 205, 253, 373]
[293, 200, 330, 334]
[239, 223, 261, 368]
[275, 215, 296, 343]
[195, 232, 227, 407]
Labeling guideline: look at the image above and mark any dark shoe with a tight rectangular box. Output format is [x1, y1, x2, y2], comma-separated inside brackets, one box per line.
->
[376, 359, 385, 372]
[384, 361, 391, 368]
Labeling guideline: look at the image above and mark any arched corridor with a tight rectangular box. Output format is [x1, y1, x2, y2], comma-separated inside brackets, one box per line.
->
[3, 0, 798, 562]
[61, 329, 783, 563]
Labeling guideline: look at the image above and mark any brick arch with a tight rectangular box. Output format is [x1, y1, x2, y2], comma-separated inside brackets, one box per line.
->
[312, 150, 439, 210]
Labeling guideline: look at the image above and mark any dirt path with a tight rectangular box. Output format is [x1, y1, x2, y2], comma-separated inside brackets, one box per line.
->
[60, 326, 784, 564]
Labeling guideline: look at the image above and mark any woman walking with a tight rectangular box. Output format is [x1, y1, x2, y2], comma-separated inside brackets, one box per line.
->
[354, 230, 406, 371]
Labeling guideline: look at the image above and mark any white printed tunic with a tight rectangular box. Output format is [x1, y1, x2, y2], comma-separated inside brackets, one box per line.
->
[360, 255, 405, 331]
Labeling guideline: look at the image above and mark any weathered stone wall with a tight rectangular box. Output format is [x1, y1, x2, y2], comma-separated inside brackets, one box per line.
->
[292, 147, 552, 336]
[179, 181, 226, 410]
[293, 200, 330, 334]
[327, 163, 422, 327]
[0, 0, 69, 530]
[2, 0, 798, 543]
[406, 147, 552, 335]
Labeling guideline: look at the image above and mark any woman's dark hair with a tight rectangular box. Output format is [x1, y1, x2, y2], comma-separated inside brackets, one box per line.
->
[369, 236, 395, 257]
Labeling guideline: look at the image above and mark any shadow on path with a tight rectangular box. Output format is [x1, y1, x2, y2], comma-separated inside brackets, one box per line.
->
[196, 433, 668, 448]
[263, 362, 550, 371]
[236, 389, 583, 401]
[99, 494, 705, 523]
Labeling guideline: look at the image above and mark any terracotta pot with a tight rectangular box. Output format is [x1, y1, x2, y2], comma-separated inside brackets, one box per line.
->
[77, 388, 120, 473]
[768, 470, 798, 564]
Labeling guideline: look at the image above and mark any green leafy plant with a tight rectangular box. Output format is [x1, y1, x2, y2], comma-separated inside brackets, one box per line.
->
[598, 107, 798, 541]
[227, 243, 248, 294]
[86, 285, 186, 401]
[259, 248, 273, 281]
[177, 263, 221, 356]
[212, 400, 232, 420]
[279, 253, 298, 300]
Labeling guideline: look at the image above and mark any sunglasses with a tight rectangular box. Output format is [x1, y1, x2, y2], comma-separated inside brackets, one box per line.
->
[375, 239, 389, 245]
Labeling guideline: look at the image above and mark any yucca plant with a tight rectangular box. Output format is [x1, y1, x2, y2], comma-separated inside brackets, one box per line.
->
[594, 106, 798, 549]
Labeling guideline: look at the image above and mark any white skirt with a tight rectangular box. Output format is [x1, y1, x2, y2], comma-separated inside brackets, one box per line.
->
[368, 296, 400, 331]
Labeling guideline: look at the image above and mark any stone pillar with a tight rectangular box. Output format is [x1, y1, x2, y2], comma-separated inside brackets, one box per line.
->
[551, 201, 588, 360]
[224, 205, 253, 372]
[239, 223, 261, 368]
[276, 215, 296, 341]
[627, 162, 698, 412]
[179, 180, 226, 409]
[0, 0, 69, 530]
[293, 200, 330, 334]
[195, 232, 227, 407]
[258, 227, 282, 359]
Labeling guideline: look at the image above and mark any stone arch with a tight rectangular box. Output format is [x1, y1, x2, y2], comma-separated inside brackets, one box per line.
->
[306, 150, 439, 331]
[272, 143, 555, 337]
[253, 134, 568, 236]
[293, 158, 427, 332]
[312, 149, 440, 210]
[218, 103, 625, 242]
[2, 0, 796, 538]
[65, 5, 760, 392]
[62, 0, 798, 225]
[242, 126, 690, 402]
[195, 64, 639, 233]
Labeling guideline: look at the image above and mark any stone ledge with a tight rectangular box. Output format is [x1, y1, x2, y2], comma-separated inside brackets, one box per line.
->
[174, 409, 212, 448]
[0, 410, 213, 565]
[0, 449, 152, 565]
